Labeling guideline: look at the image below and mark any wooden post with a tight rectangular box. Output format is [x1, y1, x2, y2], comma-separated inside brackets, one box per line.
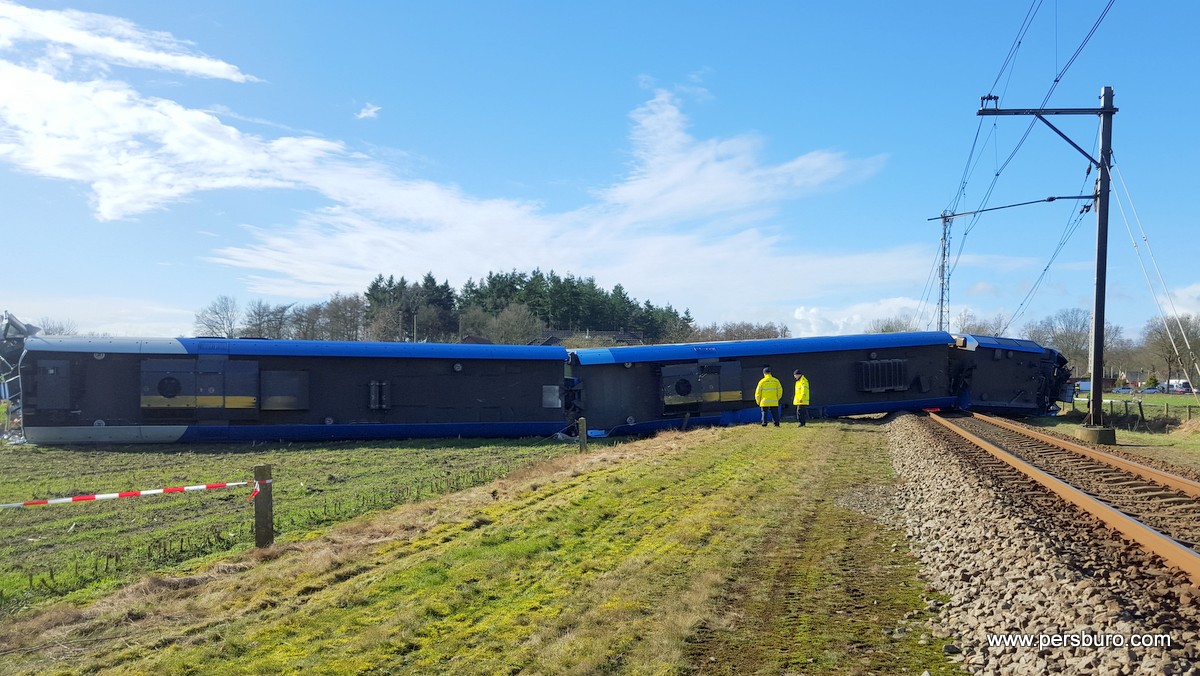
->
[254, 464, 274, 548]
[577, 417, 588, 453]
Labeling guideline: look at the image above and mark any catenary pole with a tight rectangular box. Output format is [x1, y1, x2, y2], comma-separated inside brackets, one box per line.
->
[978, 86, 1117, 440]
[1087, 86, 1115, 429]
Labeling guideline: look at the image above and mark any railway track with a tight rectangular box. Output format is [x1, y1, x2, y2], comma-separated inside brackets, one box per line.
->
[928, 411, 1200, 584]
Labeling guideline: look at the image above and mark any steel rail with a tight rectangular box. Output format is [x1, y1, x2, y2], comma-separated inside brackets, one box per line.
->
[929, 412, 1200, 584]
[970, 412, 1200, 499]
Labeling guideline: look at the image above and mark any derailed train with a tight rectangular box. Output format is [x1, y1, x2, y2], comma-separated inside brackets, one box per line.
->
[2, 318, 1071, 445]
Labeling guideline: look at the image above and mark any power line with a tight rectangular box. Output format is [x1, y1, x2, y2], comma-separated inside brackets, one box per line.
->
[931, 0, 1117, 331]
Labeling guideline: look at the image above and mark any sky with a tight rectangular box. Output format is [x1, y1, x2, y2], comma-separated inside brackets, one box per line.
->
[1, 0, 1197, 340]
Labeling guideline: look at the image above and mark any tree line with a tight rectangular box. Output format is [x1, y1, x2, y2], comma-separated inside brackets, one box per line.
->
[193, 269, 792, 346]
[39, 287, 1198, 383]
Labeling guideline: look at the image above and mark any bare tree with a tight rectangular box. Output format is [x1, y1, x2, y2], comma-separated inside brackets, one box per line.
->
[1022, 308, 1090, 375]
[1102, 325, 1136, 379]
[323, 293, 367, 341]
[689, 321, 791, 341]
[954, 309, 1008, 336]
[865, 315, 916, 334]
[240, 300, 294, 339]
[490, 303, 544, 345]
[37, 317, 78, 335]
[194, 296, 240, 338]
[288, 303, 328, 340]
[1141, 314, 1200, 383]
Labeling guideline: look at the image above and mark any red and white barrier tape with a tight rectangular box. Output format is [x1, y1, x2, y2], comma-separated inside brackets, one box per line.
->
[1, 479, 271, 509]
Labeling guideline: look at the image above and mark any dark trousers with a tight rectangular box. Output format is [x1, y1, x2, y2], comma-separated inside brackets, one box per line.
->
[796, 405, 808, 426]
[761, 406, 780, 426]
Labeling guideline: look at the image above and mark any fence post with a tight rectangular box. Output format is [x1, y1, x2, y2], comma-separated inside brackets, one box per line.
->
[577, 417, 588, 453]
[254, 464, 274, 548]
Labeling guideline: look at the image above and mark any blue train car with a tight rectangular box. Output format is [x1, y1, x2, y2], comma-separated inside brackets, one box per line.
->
[568, 332, 965, 436]
[3, 309, 1070, 445]
[17, 336, 570, 444]
[950, 334, 1070, 417]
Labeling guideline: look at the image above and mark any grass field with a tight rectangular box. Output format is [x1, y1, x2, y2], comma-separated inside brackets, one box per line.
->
[1062, 392, 1200, 431]
[1030, 408, 1200, 472]
[0, 422, 952, 675]
[0, 438, 576, 615]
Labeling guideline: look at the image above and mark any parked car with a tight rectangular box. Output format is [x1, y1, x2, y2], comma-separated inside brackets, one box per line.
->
[1139, 386, 1164, 394]
[1167, 380, 1192, 394]
[1111, 386, 1133, 394]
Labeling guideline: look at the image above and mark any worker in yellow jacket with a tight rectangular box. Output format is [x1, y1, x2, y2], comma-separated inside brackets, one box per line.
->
[754, 367, 783, 427]
[793, 369, 810, 427]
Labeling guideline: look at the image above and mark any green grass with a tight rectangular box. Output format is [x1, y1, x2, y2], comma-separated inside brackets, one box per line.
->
[0, 438, 575, 615]
[0, 423, 952, 675]
[686, 422, 953, 675]
[1064, 392, 1200, 428]
[1026, 409, 1200, 473]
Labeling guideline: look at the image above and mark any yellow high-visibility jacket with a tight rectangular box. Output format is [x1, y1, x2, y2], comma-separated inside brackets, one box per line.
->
[755, 375, 783, 407]
[793, 375, 810, 406]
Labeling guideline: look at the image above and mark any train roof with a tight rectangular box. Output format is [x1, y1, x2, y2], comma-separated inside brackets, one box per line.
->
[570, 331, 956, 365]
[22, 336, 570, 362]
[955, 334, 1048, 355]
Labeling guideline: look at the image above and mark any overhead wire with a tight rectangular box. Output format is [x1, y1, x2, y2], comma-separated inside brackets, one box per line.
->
[999, 153, 1096, 334]
[999, 118, 1101, 334]
[917, 0, 1044, 331]
[1111, 161, 1200, 401]
[927, 0, 1045, 332]
[938, 0, 1116, 331]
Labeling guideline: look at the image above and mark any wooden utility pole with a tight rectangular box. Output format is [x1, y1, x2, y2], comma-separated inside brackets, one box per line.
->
[978, 86, 1118, 443]
[254, 464, 274, 547]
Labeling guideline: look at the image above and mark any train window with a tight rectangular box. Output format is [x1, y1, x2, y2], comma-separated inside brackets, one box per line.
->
[33, 359, 72, 409]
[262, 370, 310, 411]
[542, 385, 562, 408]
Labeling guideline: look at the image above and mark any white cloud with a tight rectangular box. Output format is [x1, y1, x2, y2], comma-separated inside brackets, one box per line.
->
[965, 281, 998, 296]
[1161, 283, 1200, 318]
[355, 103, 381, 119]
[792, 297, 925, 337]
[0, 4, 902, 335]
[0, 59, 354, 219]
[203, 89, 892, 324]
[0, 0, 254, 81]
[596, 90, 886, 229]
[7, 294, 196, 337]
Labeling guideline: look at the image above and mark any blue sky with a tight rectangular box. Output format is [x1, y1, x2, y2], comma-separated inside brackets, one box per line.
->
[2, 0, 1196, 339]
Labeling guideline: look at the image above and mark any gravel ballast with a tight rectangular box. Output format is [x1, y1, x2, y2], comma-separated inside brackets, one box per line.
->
[883, 413, 1200, 674]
